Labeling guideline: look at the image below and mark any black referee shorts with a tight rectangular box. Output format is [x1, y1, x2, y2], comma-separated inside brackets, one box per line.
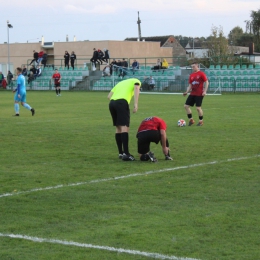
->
[137, 130, 161, 154]
[109, 99, 130, 127]
[185, 95, 204, 107]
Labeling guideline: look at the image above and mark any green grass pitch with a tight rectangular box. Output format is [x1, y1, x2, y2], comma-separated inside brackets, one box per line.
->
[0, 91, 259, 260]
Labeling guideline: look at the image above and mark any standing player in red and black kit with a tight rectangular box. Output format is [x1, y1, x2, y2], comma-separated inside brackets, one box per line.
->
[183, 62, 209, 126]
[52, 69, 62, 96]
[136, 116, 173, 162]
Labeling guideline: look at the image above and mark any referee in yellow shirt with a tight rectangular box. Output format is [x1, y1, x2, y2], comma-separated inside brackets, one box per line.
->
[108, 78, 141, 161]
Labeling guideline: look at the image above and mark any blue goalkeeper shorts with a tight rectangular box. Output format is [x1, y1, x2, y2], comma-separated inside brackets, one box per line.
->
[14, 92, 26, 102]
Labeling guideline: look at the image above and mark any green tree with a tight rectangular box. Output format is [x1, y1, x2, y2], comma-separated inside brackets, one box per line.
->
[236, 33, 254, 47]
[245, 9, 260, 51]
[228, 26, 243, 46]
[205, 25, 230, 64]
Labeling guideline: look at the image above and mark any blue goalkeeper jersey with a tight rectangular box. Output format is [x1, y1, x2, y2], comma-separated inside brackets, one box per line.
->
[17, 74, 26, 94]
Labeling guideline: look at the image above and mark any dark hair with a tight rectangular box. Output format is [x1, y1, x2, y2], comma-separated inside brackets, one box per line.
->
[191, 60, 199, 65]
[16, 67, 22, 73]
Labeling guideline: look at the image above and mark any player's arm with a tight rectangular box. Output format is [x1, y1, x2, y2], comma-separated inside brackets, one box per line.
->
[133, 83, 140, 113]
[58, 75, 62, 82]
[202, 80, 209, 96]
[183, 84, 192, 96]
[160, 129, 169, 155]
[107, 91, 114, 100]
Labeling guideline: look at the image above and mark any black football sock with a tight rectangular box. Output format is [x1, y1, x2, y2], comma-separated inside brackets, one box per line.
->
[188, 114, 192, 119]
[115, 133, 123, 154]
[121, 132, 129, 155]
[199, 116, 203, 120]
[56, 89, 58, 95]
[58, 89, 61, 94]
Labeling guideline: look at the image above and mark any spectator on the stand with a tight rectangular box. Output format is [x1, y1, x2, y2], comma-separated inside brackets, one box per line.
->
[90, 48, 99, 71]
[35, 66, 42, 77]
[161, 58, 169, 69]
[70, 51, 77, 70]
[119, 58, 128, 78]
[102, 49, 110, 64]
[152, 59, 162, 71]
[38, 50, 44, 65]
[97, 49, 104, 65]
[148, 76, 155, 90]
[7, 71, 14, 86]
[1, 77, 7, 89]
[102, 64, 111, 77]
[64, 51, 70, 69]
[22, 65, 27, 76]
[131, 59, 139, 74]
[29, 50, 39, 65]
[42, 52, 48, 68]
[28, 71, 34, 84]
[110, 59, 117, 75]
[0, 71, 4, 85]
[30, 65, 37, 78]
[141, 76, 156, 91]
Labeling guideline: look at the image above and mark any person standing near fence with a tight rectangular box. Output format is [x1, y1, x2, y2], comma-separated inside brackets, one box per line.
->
[70, 51, 77, 70]
[13, 67, 35, 116]
[183, 61, 208, 126]
[90, 48, 99, 71]
[42, 52, 48, 68]
[108, 78, 141, 161]
[64, 51, 70, 70]
[52, 69, 62, 96]
[29, 50, 39, 65]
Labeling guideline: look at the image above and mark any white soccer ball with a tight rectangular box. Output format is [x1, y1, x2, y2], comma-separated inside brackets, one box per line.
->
[177, 119, 186, 127]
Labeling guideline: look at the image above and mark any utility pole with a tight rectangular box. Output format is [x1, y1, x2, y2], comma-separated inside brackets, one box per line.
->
[137, 11, 142, 41]
[7, 20, 13, 72]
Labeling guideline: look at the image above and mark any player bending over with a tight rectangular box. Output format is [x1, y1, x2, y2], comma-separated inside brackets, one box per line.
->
[136, 116, 173, 162]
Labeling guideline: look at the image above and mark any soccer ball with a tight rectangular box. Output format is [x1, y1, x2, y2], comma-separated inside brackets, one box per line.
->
[177, 119, 186, 127]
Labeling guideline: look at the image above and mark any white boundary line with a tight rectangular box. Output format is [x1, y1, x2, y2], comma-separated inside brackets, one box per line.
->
[140, 92, 221, 95]
[0, 154, 259, 199]
[0, 233, 200, 260]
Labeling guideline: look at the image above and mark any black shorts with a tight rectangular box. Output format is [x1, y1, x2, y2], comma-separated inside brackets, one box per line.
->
[185, 95, 204, 107]
[55, 82, 60, 87]
[109, 99, 130, 127]
[137, 130, 161, 154]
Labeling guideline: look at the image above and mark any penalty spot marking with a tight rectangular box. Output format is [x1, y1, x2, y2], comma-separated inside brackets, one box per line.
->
[0, 154, 259, 199]
[0, 233, 200, 260]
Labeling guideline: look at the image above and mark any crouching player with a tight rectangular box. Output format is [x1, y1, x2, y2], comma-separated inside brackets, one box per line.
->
[136, 116, 173, 162]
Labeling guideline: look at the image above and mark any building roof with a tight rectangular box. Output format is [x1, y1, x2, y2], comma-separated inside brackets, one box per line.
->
[124, 35, 173, 47]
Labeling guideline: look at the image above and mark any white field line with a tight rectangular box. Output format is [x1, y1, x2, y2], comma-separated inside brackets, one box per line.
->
[140, 92, 221, 96]
[0, 154, 259, 199]
[0, 233, 200, 260]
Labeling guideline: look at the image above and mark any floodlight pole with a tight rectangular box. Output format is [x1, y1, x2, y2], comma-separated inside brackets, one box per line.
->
[7, 20, 13, 72]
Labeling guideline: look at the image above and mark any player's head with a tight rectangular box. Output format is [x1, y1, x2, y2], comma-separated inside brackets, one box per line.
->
[16, 67, 22, 74]
[55, 69, 58, 72]
[191, 61, 199, 72]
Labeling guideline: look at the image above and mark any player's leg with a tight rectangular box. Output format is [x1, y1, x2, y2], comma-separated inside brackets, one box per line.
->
[14, 100, 20, 116]
[55, 86, 59, 96]
[195, 96, 204, 126]
[58, 86, 61, 96]
[115, 101, 135, 161]
[137, 131, 157, 162]
[20, 93, 35, 116]
[109, 100, 124, 158]
[184, 95, 196, 126]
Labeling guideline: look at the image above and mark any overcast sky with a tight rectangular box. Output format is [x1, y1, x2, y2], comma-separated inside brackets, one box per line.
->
[0, 0, 259, 44]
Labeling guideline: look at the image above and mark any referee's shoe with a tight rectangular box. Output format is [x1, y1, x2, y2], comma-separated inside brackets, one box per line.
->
[122, 153, 135, 161]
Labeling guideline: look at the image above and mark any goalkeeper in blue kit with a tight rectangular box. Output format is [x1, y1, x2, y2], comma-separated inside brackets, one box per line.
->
[13, 67, 35, 116]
